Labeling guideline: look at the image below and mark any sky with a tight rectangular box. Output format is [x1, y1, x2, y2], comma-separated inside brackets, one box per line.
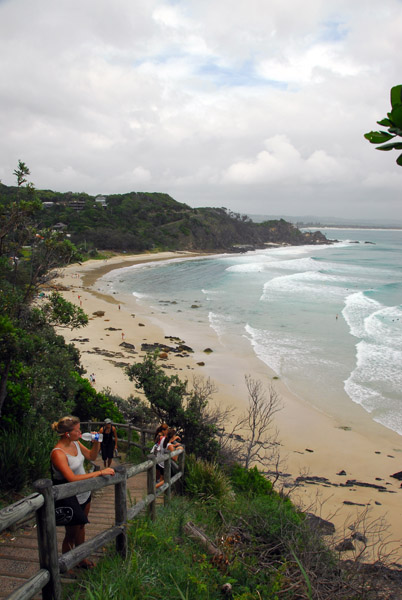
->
[1, 0, 402, 222]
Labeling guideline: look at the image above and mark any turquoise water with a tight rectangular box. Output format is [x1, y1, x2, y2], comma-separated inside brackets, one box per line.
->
[102, 229, 402, 436]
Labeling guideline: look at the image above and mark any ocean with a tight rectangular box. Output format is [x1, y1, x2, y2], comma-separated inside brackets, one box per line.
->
[99, 229, 402, 437]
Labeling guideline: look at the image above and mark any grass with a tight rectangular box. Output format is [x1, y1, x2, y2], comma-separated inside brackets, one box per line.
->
[61, 459, 382, 599]
[62, 485, 337, 600]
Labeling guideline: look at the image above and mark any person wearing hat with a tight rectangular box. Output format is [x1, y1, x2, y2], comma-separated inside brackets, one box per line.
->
[99, 418, 118, 468]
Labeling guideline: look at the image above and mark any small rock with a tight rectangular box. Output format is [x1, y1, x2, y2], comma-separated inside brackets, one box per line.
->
[197, 362, 205, 366]
[305, 513, 335, 535]
[203, 348, 213, 354]
[305, 448, 314, 453]
[351, 531, 367, 544]
[120, 342, 135, 350]
[337, 470, 347, 476]
[335, 539, 355, 552]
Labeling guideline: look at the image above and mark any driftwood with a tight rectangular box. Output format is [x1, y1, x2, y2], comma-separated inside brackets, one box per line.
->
[183, 521, 222, 557]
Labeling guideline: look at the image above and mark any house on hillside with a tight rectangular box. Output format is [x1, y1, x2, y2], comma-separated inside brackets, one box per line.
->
[95, 195, 108, 207]
[52, 222, 67, 232]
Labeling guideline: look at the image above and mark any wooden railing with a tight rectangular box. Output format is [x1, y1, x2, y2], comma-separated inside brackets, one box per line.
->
[0, 447, 185, 600]
[80, 421, 154, 458]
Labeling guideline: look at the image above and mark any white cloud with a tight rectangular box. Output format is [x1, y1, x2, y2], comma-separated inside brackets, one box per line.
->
[0, 0, 401, 220]
[223, 136, 348, 185]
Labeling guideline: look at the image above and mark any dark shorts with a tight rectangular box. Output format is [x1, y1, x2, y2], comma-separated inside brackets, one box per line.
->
[80, 494, 92, 509]
[101, 444, 114, 460]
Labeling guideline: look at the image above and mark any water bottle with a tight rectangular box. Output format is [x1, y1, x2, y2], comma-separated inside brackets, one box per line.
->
[81, 432, 103, 442]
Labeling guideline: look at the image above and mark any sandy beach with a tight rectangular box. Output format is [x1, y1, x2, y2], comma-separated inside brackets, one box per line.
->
[51, 252, 402, 562]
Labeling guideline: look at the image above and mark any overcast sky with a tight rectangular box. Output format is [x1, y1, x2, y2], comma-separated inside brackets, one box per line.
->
[1, 0, 401, 221]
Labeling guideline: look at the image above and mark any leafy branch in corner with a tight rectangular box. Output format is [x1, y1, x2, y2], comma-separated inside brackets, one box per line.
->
[364, 85, 402, 166]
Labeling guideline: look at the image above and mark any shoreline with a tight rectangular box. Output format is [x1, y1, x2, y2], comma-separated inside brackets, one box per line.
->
[52, 252, 402, 561]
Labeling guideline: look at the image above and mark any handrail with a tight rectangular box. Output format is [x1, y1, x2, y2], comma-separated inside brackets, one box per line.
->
[80, 421, 155, 457]
[0, 447, 185, 600]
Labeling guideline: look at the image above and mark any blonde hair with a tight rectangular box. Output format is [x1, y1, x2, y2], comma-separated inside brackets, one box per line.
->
[51, 415, 80, 435]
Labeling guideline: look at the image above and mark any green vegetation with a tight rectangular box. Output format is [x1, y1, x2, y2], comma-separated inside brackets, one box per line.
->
[0, 163, 124, 497]
[0, 181, 328, 255]
[184, 454, 234, 502]
[63, 462, 367, 600]
[126, 353, 220, 461]
[364, 85, 402, 166]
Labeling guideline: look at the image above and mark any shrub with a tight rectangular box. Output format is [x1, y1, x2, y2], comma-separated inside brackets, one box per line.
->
[229, 464, 273, 496]
[72, 373, 124, 422]
[184, 454, 233, 502]
[0, 417, 56, 495]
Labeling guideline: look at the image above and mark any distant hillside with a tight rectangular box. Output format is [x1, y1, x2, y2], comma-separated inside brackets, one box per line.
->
[0, 184, 330, 252]
[249, 213, 402, 229]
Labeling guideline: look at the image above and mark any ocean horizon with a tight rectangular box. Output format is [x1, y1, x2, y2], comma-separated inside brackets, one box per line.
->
[99, 228, 402, 438]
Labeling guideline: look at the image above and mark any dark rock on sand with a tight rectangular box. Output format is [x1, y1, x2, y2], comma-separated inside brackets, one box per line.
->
[335, 539, 355, 552]
[342, 479, 387, 491]
[178, 344, 194, 353]
[305, 513, 335, 535]
[120, 342, 136, 350]
[351, 531, 368, 544]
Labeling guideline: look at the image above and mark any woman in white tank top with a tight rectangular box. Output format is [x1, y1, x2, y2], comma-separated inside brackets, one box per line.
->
[51, 415, 115, 569]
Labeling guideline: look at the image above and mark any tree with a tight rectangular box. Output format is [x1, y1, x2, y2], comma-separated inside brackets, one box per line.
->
[126, 353, 220, 460]
[0, 163, 86, 420]
[126, 352, 187, 424]
[364, 85, 402, 166]
[224, 376, 281, 471]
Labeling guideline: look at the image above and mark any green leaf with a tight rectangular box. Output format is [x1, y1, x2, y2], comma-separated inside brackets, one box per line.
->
[376, 142, 402, 151]
[377, 118, 393, 127]
[389, 105, 402, 129]
[396, 153, 402, 166]
[364, 131, 395, 144]
[390, 85, 402, 108]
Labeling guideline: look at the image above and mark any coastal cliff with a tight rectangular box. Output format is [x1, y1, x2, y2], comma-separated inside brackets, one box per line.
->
[0, 184, 330, 252]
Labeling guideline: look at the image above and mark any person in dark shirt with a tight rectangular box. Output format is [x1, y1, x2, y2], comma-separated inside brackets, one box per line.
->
[99, 418, 118, 468]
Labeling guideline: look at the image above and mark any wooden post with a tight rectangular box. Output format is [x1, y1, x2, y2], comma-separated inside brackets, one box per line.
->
[178, 448, 185, 494]
[33, 479, 61, 600]
[164, 454, 171, 505]
[127, 424, 132, 455]
[147, 456, 156, 521]
[141, 429, 146, 458]
[114, 466, 127, 558]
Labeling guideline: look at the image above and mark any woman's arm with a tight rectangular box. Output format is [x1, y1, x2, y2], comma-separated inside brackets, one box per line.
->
[167, 443, 178, 462]
[78, 439, 100, 462]
[51, 449, 114, 481]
